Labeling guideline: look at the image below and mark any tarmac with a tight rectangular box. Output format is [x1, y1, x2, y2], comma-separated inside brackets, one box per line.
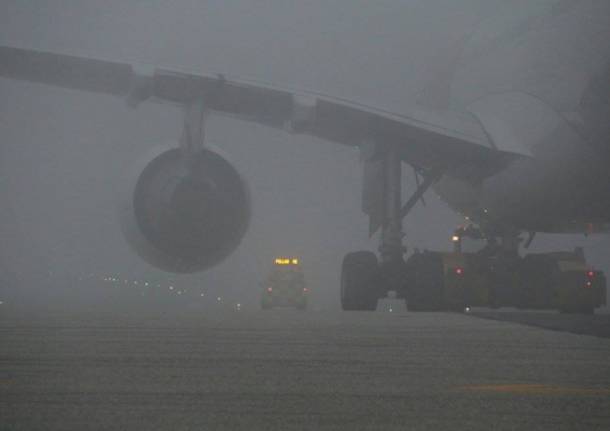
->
[471, 309, 610, 338]
[1, 305, 610, 430]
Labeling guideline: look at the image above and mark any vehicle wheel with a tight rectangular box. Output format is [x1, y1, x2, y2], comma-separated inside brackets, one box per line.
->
[340, 251, 379, 311]
[518, 254, 558, 309]
[406, 252, 445, 311]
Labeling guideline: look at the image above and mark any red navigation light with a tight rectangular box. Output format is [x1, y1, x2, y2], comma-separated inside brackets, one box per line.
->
[267, 287, 273, 293]
[455, 267, 464, 276]
[587, 270, 595, 278]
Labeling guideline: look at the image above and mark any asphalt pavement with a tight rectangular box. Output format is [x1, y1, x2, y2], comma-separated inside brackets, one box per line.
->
[471, 309, 610, 339]
[1, 306, 610, 430]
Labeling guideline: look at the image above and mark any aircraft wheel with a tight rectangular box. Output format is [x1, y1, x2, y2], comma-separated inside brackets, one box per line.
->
[518, 254, 558, 309]
[341, 251, 379, 311]
[406, 252, 445, 311]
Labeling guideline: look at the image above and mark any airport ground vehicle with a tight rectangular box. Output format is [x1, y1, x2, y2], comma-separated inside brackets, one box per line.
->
[342, 226, 607, 314]
[261, 258, 308, 310]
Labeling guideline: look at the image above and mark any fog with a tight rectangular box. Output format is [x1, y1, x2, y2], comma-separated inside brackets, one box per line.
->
[1, 0, 608, 310]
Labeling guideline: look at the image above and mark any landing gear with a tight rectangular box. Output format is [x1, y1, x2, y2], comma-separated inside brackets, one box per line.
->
[340, 136, 607, 313]
[340, 135, 606, 313]
[340, 251, 379, 311]
[340, 143, 442, 311]
[518, 254, 558, 309]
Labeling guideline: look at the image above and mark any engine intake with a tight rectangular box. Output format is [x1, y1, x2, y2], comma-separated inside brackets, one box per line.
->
[120, 147, 250, 273]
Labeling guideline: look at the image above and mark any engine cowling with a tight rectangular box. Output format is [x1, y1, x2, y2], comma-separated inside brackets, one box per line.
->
[119, 146, 250, 273]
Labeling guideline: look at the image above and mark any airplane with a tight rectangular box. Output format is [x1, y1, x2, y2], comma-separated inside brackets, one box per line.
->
[1, 2, 608, 313]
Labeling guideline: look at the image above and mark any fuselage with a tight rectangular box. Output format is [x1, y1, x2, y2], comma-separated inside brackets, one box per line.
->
[433, 61, 610, 235]
[434, 100, 610, 234]
[430, 2, 610, 236]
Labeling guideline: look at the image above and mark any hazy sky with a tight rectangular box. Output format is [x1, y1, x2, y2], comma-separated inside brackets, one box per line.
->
[1, 1, 608, 308]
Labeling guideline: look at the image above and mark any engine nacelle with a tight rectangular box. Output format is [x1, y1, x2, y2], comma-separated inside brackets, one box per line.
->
[119, 147, 250, 273]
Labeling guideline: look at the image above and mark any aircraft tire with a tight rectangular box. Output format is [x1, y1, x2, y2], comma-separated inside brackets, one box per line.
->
[406, 252, 445, 311]
[518, 254, 558, 309]
[340, 251, 379, 311]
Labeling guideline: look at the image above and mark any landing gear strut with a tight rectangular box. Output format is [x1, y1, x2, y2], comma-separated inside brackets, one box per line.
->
[404, 252, 445, 311]
[340, 142, 606, 313]
[340, 144, 441, 311]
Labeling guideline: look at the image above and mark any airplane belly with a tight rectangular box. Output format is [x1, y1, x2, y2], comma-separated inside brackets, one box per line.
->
[435, 90, 610, 233]
[435, 148, 610, 233]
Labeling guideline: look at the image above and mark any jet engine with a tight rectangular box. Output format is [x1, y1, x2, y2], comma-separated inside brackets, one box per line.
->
[119, 146, 250, 273]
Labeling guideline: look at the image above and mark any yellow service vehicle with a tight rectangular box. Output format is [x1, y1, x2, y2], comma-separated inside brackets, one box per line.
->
[261, 258, 308, 310]
[406, 226, 606, 314]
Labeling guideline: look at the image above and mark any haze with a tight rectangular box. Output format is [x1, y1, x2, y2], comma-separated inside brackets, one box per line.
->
[0, 0, 608, 310]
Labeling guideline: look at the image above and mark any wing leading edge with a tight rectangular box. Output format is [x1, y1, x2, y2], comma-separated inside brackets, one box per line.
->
[0, 45, 515, 175]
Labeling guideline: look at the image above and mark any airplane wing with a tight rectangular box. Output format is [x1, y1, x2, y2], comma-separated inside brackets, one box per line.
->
[0, 45, 517, 180]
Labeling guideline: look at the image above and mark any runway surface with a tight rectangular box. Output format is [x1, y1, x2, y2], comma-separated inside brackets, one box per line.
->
[472, 309, 610, 339]
[2, 307, 610, 430]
